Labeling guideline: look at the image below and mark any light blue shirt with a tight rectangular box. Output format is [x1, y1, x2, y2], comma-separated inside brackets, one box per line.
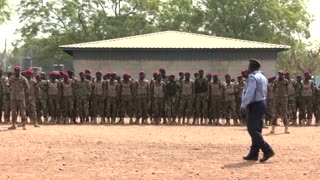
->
[241, 70, 267, 108]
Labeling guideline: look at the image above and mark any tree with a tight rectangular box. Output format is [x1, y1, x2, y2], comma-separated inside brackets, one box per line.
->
[199, 0, 312, 45]
[155, 0, 203, 32]
[0, 0, 11, 24]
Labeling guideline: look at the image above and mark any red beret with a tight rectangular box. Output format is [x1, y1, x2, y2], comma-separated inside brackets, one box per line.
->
[96, 71, 102, 75]
[237, 75, 243, 78]
[79, 72, 85, 75]
[35, 74, 40, 78]
[169, 74, 175, 78]
[213, 73, 218, 77]
[159, 68, 166, 72]
[206, 73, 212, 76]
[179, 72, 184, 75]
[111, 72, 117, 76]
[153, 71, 158, 76]
[59, 71, 64, 76]
[106, 72, 111, 76]
[185, 72, 190, 75]
[296, 74, 302, 78]
[25, 70, 32, 75]
[194, 72, 199, 75]
[304, 71, 310, 76]
[123, 73, 129, 78]
[63, 73, 68, 79]
[198, 69, 204, 72]
[225, 74, 231, 78]
[285, 71, 290, 75]
[84, 69, 91, 74]
[14, 66, 20, 71]
[67, 70, 74, 74]
[139, 71, 145, 75]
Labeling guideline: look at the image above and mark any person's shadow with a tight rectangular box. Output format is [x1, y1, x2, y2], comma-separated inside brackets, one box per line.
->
[223, 161, 256, 169]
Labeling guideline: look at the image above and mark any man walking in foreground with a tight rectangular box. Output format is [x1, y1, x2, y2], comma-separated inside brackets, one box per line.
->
[241, 59, 274, 163]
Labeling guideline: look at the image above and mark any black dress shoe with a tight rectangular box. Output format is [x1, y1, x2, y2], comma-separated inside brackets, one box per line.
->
[243, 155, 258, 161]
[260, 150, 275, 163]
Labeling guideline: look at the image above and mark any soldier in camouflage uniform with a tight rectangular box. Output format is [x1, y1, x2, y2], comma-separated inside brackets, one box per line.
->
[149, 72, 159, 124]
[295, 74, 303, 125]
[150, 73, 166, 125]
[266, 76, 276, 126]
[285, 72, 297, 126]
[35, 73, 49, 124]
[92, 72, 105, 124]
[165, 74, 179, 124]
[61, 73, 74, 124]
[194, 70, 209, 125]
[235, 75, 246, 125]
[0, 69, 4, 123]
[134, 71, 150, 124]
[77, 72, 92, 123]
[67, 70, 78, 124]
[25, 70, 40, 127]
[48, 72, 61, 123]
[118, 73, 134, 124]
[3, 71, 12, 123]
[271, 70, 289, 134]
[209, 74, 223, 125]
[299, 72, 314, 126]
[8, 66, 30, 130]
[177, 72, 194, 125]
[105, 73, 119, 124]
[222, 74, 237, 126]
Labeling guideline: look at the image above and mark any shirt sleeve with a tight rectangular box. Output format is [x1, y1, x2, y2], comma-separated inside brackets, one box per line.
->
[241, 76, 256, 108]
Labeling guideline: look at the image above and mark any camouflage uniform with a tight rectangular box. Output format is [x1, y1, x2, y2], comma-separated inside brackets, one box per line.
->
[119, 79, 134, 124]
[105, 80, 119, 124]
[222, 82, 237, 125]
[272, 79, 289, 126]
[48, 79, 61, 123]
[151, 80, 166, 124]
[26, 78, 39, 126]
[4, 78, 11, 123]
[299, 80, 314, 125]
[92, 79, 105, 123]
[9, 76, 29, 127]
[235, 81, 245, 125]
[177, 79, 194, 124]
[61, 79, 74, 124]
[165, 80, 179, 124]
[77, 79, 92, 123]
[209, 81, 223, 125]
[287, 79, 297, 125]
[295, 79, 303, 125]
[194, 77, 209, 125]
[36, 79, 49, 123]
[266, 82, 274, 125]
[134, 79, 149, 124]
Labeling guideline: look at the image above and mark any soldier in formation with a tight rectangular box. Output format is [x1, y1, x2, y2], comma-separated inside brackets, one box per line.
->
[2, 66, 320, 128]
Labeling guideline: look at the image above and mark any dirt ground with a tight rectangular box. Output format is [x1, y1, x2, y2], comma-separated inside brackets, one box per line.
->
[1, 121, 320, 180]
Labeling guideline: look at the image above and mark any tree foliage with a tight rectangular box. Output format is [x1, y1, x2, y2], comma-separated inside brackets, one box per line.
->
[10, 0, 314, 72]
[0, 0, 11, 24]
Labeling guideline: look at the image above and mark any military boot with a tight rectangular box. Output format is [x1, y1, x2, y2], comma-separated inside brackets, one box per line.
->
[100, 117, 105, 124]
[225, 119, 230, 126]
[270, 126, 275, 134]
[8, 121, 17, 130]
[307, 119, 312, 126]
[22, 119, 27, 130]
[118, 117, 125, 125]
[111, 118, 116, 124]
[285, 126, 289, 134]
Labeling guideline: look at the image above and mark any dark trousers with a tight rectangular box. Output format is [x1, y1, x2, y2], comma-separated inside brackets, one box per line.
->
[246, 100, 272, 156]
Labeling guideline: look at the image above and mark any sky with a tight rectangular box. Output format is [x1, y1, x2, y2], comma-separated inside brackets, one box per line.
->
[0, 0, 320, 52]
